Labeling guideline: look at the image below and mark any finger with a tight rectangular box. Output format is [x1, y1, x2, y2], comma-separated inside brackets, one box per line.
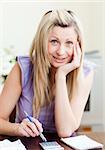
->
[21, 121, 37, 137]
[73, 44, 77, 59]
[76, 42, 81, 60]
[26, 121, 40, 136]
[76, 42, 81, 55]
[20, 123, 30, 137]
[32, 118, 43, 133]
[22, 131, 30, 137]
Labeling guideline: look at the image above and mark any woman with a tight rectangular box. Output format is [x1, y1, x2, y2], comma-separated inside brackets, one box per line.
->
[0, 9, 94, 138]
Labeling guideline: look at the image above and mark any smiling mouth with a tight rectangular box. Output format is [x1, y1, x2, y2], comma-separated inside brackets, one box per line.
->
[53, 56, 67, 63]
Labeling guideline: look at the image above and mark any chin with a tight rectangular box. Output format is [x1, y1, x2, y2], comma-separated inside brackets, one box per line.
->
[51, 62, 67, 68]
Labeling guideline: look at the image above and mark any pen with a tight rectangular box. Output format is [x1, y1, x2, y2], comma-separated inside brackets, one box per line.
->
[24, 110, 47, 142]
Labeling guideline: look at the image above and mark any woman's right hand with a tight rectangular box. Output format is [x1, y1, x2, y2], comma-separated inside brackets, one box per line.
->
[16, 118, 43, 137]
[56, 42, 81, 77]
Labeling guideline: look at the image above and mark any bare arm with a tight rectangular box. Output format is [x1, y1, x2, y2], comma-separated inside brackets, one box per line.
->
[0, 63, 22, 136]
[0, 63, 43, 137]
[55, 70, 94, 138]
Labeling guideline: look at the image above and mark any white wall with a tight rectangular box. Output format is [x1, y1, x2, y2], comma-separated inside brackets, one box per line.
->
[0, 1, 104, 55]
[102, 2, 105, 131]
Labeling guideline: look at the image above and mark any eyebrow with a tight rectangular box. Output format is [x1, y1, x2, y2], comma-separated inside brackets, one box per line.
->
[50, 36, 74, 41]
[66, 38, 73, 41]
[49, 36, 59, 40]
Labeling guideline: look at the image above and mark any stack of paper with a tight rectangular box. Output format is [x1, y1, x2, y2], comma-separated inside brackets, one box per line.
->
[61, 135, 104, 150]
[0, 139, 26, 150]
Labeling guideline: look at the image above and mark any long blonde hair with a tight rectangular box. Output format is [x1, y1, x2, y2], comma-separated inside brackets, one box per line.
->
[30, 9, 84, 117]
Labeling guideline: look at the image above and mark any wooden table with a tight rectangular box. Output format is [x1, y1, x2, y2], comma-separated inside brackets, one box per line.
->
[0, 132, 105, 150]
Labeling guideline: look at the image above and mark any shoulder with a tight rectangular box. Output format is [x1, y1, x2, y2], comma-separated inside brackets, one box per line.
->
[16, 56, 32, 66]
[82, 59, 96, 86]
[82, 60, 95, 87]
[16, 56, 33, 88]
[16, 56, 33, 77]
[4, 63, 22, 93]
[8, 63, 21, 82]
[83, 59, 96, 77]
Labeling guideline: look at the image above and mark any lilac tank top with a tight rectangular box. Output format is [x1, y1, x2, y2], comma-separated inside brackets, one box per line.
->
[16, 56, 95, 132]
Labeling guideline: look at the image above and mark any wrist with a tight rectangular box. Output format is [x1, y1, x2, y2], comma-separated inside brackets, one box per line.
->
[55, 72, 66, 81]
[13, 123, 21, 136]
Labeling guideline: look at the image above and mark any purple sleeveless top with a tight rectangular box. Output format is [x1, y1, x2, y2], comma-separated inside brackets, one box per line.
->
[16, 56, 95, 132]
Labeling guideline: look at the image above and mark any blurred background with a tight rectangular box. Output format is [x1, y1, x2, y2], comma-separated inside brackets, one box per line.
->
[0, 0, 105, 132]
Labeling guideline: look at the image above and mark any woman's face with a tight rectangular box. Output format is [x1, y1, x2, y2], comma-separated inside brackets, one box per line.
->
[48, 26, 78, 68]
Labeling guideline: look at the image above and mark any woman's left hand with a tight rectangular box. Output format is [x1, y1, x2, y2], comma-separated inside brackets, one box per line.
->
[56, 42, 82, 77]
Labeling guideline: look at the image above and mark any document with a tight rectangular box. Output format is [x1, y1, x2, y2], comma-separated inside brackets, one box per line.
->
[0, 139, 26, 150]
[61, 135, 103, 150]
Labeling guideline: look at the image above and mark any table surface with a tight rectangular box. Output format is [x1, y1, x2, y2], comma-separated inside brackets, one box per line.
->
[0, 132, 105, 150]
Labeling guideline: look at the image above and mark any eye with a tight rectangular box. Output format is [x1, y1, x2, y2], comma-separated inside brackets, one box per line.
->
[66, 41, 74, 49]
[50, 39, 58, 45]
[66, 41, 73, 45]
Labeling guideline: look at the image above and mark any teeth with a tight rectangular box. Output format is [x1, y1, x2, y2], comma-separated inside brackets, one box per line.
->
[53, 56, 65, 60]
[53, 56, 66, 63]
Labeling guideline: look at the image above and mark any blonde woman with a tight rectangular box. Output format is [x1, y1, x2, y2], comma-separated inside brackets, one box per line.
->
[0, 10, 94, 138]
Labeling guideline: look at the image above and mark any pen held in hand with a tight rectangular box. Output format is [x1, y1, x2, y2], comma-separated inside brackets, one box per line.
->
[24, 110, 47, 142]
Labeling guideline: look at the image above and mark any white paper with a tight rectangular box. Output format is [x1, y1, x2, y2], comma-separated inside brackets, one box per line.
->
[0, 139, 26, 150]
[61, 135, 104, 150]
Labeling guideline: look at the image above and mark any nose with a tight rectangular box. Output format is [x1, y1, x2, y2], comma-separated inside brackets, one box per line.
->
[56, 45, 66, 56]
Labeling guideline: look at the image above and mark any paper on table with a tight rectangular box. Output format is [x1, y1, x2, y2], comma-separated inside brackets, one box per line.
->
[61, 135, 104, 150]
[0, 139, 26, 150]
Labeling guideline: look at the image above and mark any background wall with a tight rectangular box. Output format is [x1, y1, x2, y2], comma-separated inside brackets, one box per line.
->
[0, 0, 105, 130]
[0, 1, 104, 55]
[102, 1, 105, 131]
